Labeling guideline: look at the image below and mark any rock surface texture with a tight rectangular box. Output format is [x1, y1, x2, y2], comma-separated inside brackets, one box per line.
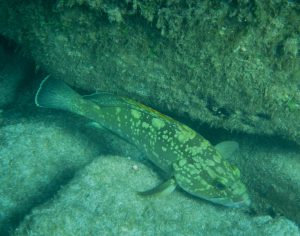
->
[0, 0, 299, 144]
[13, 156, 300, 236]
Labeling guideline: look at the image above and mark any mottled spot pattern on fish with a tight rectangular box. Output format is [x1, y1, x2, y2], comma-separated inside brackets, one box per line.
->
[35, 77, 250, 207]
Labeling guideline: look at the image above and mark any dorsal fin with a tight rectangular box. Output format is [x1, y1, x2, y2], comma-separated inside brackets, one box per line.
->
[84, 92, 178, 126]
[83, 92, 129, 107]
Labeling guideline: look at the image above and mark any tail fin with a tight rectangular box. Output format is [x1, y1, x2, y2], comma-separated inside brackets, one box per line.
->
[35, 75, 82, 112]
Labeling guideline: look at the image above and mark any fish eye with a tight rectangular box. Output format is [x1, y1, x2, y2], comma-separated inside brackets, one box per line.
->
[212, 179, 226, 190]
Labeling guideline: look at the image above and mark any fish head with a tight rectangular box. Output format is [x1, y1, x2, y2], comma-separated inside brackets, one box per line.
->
[173, 152, 250, 208]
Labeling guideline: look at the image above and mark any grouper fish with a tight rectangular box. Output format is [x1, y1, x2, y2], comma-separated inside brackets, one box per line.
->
[35, 76, 250, 208]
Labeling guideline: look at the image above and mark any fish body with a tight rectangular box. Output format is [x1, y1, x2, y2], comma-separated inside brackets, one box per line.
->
[35, 76, 250, 207]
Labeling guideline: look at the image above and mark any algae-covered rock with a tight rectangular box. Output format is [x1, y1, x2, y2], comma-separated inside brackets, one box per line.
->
[0, 0, 299, 145]
[13, 156, 300, 236]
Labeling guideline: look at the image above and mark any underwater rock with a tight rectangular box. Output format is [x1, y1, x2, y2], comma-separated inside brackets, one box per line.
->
[0, 114, 103, 235]
[0, 39, 33, 108]
[13, 156, 300, 236]
[0, 0, 300, 145]
[229, 137, 300, 226]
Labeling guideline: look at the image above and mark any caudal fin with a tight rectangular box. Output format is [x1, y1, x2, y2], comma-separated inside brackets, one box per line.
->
[35, 75, 82, 112]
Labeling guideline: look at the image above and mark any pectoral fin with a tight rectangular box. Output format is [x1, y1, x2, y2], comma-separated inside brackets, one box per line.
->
[215, 141, 239, 159]
[138, 178, 177, 197]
